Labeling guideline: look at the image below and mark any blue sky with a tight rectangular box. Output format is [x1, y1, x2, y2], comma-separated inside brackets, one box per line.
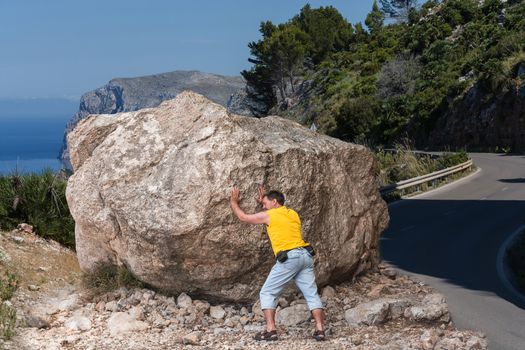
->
[0, 0, 376, 99]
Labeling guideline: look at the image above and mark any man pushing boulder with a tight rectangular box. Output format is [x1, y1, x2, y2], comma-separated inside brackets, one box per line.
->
[230, 186, 326, 341]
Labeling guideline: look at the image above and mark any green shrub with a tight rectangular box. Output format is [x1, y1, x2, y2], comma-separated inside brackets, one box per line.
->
[82, 263, 145, 297]
[0, 271, 18, 341]
[0, 303, 16, 340]
[0, 170, 75, 249]
[0, 272, 18, 301]
[436, 150, 469, 169]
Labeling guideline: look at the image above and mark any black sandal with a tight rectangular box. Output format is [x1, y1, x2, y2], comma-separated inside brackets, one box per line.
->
[254, 330, 278, 341]
[313, 329, 326, 341]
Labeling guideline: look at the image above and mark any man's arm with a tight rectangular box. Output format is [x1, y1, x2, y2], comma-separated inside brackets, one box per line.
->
[231, 187, 270, 225]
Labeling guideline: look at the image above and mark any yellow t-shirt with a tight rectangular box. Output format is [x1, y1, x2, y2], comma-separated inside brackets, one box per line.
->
[266, 206, 309, 256]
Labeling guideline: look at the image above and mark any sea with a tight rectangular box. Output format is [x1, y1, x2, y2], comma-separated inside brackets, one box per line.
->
[0, 113, 73, 175]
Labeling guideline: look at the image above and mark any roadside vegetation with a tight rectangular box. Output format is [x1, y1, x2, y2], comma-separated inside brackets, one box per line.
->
[0, 271, 18, 341]
[376, 143, 469, 186]
[375, 143, 471, 201]
[0, 169, 75, 249]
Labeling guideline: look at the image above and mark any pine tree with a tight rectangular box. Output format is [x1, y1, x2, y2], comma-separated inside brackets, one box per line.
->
[365, 1, 385, 34]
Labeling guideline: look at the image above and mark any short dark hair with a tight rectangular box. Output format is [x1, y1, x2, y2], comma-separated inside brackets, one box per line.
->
[265, 190, 285, 205]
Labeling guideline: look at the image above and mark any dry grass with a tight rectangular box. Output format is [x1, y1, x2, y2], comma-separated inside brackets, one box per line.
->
[82, 263, 145, 299]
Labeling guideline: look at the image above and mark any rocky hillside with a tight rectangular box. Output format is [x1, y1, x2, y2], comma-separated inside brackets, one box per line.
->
[1, 228, 487, 349]
[241, 1, 525, 151]
[59, 71, 262, 170]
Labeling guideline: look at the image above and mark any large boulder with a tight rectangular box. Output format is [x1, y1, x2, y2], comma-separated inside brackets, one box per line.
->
[66, 91, 388, 302]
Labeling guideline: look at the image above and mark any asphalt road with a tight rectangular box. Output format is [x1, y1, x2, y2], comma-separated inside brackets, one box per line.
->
[380, 153, 525, 350]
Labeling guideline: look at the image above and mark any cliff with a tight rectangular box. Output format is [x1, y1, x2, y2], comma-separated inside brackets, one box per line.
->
[427, 65, 525, 152]
[60, 71, 260, 170]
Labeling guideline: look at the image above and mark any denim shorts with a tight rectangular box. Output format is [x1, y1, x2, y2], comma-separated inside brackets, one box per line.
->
[259, 247, 324, 310]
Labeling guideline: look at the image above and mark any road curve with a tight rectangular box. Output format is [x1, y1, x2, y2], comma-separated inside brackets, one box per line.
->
[380, 153, 525, 350]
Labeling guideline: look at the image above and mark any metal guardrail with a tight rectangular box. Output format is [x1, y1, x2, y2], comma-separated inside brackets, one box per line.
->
[379, 159, 473, 196]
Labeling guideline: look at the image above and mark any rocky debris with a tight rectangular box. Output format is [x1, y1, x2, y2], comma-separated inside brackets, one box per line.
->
[0, 246, 488, 350]
[404, 293, 450, 323]
[66, 91, 388, 302]
[59, 70, 255, 170]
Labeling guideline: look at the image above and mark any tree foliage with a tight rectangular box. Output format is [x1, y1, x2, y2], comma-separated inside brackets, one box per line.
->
[242, 0, 525, 147]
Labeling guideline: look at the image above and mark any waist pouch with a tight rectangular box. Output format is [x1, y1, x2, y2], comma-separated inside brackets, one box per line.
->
[276, 245, 316, 263]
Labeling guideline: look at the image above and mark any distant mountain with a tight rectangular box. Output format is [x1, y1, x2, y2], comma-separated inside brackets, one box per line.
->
[60, 70, 264, 170]
[0, 98, 78, 117]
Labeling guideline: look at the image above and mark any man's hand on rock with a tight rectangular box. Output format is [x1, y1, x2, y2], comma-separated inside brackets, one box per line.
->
[255, 185, 265, 204]
[231, 187, 240, 207]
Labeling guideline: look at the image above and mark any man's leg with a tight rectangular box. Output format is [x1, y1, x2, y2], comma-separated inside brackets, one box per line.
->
[311, 308, 325, 331]
[263, 309, 277, 332]
[259, 262, 297, 332]
[294, 257, 325, 333]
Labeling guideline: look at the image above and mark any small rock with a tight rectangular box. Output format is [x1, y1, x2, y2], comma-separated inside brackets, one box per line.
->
[277, 304, 311, 326]
[382, 268, 398, 279]
[12, 236, 24, 243]
[24, 310, 50, 329]
[129, 305, 145, 321]
[105, 300, 118, 312]
[210, 305, 226, 319]
[95, 301, 105, 312]
[64, 311, 92, 331]
[183, 331, 202, 345]
[367, 284, 389, 299]
[17, 223, 33, 233]
[251, 300, 264, 318]
[27, 284, 40, 291]
[420, 329, 439, 350]
[466, 336, 486, 350]
[193, 299, 211, 314]
[177, 292, 192, 308]
[345, 299, 390, 327]
[277, 297, 289, 308]
[107, 312, 149, 335]
[321, 286, 337, 300]
[239, 316, 249, 325]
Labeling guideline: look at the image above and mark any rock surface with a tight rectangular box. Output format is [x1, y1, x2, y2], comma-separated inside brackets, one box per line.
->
[66, 91, 388, 302]
[428, 75, 525, 152]
[60, 70, 261, 170]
